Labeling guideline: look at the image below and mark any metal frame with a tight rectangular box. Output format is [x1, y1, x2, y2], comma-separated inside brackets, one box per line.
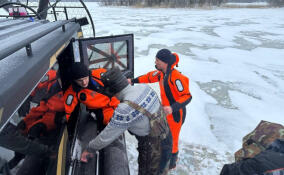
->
[31, 0, 96, 37]
[1, 1, 96, 37]
[79, 0, 95, 37]
[79, 34, 134, 73]
[0, 2, 41, 19]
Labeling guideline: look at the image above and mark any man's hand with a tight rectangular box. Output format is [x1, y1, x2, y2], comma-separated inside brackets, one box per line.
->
[163, 106, 173, 115]
[127, 78, 132, 84]
[80, 150, 94, 163]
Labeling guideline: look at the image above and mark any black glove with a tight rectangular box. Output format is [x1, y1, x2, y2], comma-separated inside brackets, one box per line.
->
[28, 123, 47, 139]
[16, 120, 26, 131]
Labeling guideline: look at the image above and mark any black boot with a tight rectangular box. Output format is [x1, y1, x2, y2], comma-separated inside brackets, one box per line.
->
[169, 152, 178, 169]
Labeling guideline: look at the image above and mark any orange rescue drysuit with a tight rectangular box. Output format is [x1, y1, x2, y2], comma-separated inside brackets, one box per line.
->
[64, 68, 119, 125]
[23, 80, 64, 135]
[132, 53, 192, 154]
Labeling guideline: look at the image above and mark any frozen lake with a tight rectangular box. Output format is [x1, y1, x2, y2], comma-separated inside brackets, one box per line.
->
[1, 2, 284, 175]
[85, 4, 284, 174]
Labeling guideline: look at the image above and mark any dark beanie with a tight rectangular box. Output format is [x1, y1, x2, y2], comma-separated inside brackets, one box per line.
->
[70, 62, 89, 80]
[156, 49, 175, 65]
[101, 67, 129, 96]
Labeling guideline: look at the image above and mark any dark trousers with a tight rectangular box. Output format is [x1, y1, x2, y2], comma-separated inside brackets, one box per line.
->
[136, 132, 172, 175]
[159, 132, 172, 174]
[16, 155, 46, 175]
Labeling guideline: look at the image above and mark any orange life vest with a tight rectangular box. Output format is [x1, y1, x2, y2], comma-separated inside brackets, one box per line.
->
[64, 68, 119, 125]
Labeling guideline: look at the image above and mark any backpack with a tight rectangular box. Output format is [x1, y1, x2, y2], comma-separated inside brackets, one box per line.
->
[123, 100, 169, 139]
[234, 120, 284, 162]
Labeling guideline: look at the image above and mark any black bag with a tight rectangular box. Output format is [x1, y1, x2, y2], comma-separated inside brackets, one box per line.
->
[220, 139, 284, 175]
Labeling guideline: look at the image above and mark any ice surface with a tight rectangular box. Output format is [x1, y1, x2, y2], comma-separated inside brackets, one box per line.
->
[1, 3, 284, 174]
[85, 4, 284, 174]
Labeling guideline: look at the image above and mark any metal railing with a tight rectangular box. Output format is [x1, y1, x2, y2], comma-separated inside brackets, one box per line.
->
[0, 18, 76, 61]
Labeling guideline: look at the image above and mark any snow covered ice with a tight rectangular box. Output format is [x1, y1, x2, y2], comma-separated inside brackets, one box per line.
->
[1, 2, 284, 175]
[85, 4, 284, 174]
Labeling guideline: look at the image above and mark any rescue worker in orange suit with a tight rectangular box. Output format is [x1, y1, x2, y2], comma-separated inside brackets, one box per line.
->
[9, 72, 65, 175]
[18, 69, 57, 117]
[128, 49, 192, 169]
[64, 62, 120, 128]
[17, 75, 64, 138]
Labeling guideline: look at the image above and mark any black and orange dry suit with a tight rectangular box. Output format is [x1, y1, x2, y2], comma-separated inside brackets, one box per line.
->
[64, 68, 119, 125]
[18, 69, 58, 117]
[132, 54, 192, 154]
[22, 80, 64, 135]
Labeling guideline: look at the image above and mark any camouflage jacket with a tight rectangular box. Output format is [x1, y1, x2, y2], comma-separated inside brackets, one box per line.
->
[235, 120, 284, 161]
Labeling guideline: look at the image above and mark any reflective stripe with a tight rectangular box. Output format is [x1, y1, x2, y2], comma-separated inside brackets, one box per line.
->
[175, 79, 184, 92]
[66, 95, 74, 106]
[152, 71, 158, 77]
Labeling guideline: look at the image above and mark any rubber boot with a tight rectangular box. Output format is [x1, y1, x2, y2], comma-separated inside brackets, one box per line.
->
[169, 152, 178, 169]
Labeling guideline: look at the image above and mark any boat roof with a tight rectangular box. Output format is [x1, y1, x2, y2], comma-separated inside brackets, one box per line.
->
[0, 18, 80, 129]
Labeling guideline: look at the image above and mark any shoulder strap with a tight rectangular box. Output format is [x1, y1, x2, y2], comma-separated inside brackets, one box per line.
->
[123, 100, 155, 119]
[124, 100, 168, 139]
